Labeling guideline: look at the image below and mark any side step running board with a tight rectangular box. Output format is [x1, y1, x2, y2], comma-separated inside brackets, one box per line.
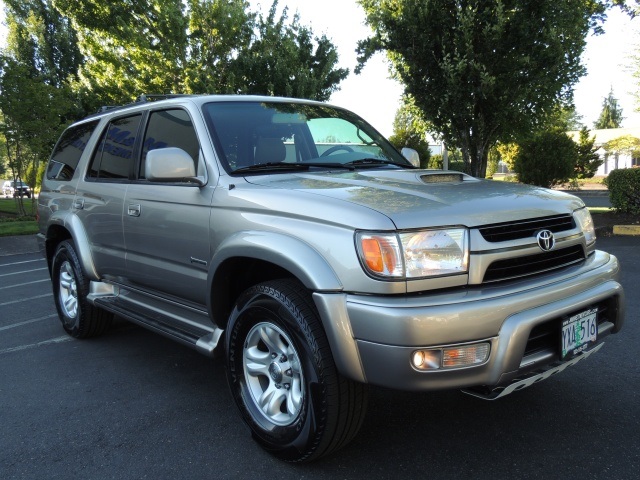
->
[94, 296, 223, 357]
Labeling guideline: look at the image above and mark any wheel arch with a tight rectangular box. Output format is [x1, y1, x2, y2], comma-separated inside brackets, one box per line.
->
[44, 213, 98, 280]
[208, 232, 343, 330]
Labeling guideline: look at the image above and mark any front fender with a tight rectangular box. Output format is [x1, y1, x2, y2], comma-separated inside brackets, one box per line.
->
[208, 231, 343, 293]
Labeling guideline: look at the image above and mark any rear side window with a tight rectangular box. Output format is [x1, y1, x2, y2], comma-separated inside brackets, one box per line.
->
[87, 114, 142, 180]
[46, 120, 99, 181]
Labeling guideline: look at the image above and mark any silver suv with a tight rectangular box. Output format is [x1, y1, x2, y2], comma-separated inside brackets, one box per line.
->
[38, 95, 625, 462]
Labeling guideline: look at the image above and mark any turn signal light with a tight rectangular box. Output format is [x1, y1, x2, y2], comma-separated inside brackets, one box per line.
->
[412, 343, 490, 371]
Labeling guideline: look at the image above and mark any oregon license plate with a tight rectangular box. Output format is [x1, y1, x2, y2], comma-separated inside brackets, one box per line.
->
[561, 308, 598, 358]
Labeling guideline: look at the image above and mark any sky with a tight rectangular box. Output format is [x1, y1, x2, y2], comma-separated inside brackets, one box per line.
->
[0, 1, 638, 137]
[253, 0, 640, 137]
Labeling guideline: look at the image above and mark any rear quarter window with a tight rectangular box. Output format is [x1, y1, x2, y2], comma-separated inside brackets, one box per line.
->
[46, 120, 99, 181]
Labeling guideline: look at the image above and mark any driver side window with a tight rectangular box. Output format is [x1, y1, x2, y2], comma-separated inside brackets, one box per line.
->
[140, 109, 200, 178]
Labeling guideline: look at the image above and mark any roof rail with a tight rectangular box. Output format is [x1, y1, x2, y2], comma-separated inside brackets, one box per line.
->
[136, 94, 194, 103]
[86, 94, 196, 120]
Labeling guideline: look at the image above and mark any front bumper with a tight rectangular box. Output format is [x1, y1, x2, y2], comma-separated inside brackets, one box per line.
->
[313, 250, 624, 394]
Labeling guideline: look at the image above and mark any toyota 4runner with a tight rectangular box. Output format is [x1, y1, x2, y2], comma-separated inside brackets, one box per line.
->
[38, 94, 625, 462]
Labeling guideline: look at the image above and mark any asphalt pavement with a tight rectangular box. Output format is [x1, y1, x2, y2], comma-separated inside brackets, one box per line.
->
[1, 234, 638, 479]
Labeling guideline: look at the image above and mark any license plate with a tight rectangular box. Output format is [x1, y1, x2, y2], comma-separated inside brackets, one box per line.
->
[561, 308, 598, 358]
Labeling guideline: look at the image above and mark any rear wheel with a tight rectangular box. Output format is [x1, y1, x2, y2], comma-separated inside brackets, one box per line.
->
[225, 279, 368, 462]
[51, 240, 113, 338]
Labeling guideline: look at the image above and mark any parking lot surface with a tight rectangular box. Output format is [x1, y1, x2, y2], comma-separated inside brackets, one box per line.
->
[1, 235, 638, 479]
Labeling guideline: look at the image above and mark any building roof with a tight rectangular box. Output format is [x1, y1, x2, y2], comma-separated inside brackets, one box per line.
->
[567, 127, 640, 146]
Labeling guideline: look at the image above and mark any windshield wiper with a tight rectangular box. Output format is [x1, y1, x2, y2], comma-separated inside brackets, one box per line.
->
[233, 162, 311, 174]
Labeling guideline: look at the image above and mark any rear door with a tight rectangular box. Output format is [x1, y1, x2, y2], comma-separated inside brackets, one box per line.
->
[76, 114, 143, 278]
[122, 107, 214, 307]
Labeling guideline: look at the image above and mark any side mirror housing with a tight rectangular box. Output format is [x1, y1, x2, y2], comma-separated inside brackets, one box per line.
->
[146, 147, 204, 185]
[401, 147, 420, 168]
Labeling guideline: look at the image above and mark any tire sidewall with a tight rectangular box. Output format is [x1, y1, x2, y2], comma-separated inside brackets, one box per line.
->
[226, 283, 327, 458]
[51, 240, 84, 337]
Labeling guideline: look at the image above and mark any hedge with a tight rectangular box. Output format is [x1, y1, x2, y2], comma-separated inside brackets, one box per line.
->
[604, 168, 640, 214]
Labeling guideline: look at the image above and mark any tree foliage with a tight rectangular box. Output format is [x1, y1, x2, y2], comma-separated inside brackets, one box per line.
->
[0, 0, 349, 210]
[573, 127, 603, 179]
[357, 0, 608, 178]
[53, 0, 347, 108]
[388, 97, 431, 167]
[594, 88, 624, 129]
[4, 0, 83, 87]
[604, 167, 640, 214]
[513, 129, 578, 188]
[0, 0, 82, 215]
[604, 134, 640, 157]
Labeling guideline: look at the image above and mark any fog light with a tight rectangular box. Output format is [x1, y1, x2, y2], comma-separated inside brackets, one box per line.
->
[442, 343, 490, 368]
[412, 350, 441, 370]
[411, 343, 490, 371]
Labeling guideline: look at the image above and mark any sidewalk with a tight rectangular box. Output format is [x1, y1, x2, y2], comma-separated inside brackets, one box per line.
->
[0, 234, 39, 256]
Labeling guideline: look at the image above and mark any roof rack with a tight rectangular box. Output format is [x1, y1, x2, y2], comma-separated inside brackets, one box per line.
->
[86, 94, 197, 120]
[135, 94, 194, 103]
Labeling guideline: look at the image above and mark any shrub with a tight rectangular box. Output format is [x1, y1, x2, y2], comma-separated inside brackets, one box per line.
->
[513, 130, 576, 188]
[604, 168, 640, 214]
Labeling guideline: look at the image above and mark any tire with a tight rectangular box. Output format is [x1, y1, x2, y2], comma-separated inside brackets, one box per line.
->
[225, 279, 368, 462]
[51, 240, 113, 338]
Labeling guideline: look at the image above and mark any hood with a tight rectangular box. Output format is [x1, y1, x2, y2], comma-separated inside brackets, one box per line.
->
[245, 169, 584, 229]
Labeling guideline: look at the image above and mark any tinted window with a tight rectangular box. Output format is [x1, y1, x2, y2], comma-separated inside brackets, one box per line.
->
[202, 102, 408, 173]
[88, 115, 142, 180]
[140, 109, 199, 178]
[46, 120, 99, 180]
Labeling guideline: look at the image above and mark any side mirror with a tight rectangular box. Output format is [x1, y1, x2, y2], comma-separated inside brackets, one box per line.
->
[401, 147, 420, 168]
[146, 147, 204, 185]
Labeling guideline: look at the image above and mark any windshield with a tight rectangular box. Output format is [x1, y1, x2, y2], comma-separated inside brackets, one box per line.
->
[202, 101, 411, 174]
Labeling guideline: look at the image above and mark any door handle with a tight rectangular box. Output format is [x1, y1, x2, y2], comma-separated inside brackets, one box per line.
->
[128, 204, 141, 217]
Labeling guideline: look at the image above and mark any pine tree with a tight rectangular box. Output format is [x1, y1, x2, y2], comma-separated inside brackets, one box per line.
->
[594, 88, 624, 129]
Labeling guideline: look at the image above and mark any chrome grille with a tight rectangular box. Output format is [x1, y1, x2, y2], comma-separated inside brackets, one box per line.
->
[479, 214, 575, 242]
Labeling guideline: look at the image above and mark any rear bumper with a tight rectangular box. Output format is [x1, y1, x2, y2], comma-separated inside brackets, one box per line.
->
[314, 250, 624, 394]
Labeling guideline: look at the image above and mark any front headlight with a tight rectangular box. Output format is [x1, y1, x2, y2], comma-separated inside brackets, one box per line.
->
[356, 228, 469, 279]
[574, 207, 596, 247]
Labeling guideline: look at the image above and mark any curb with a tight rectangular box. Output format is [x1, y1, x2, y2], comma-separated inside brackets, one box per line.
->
[612, 225, 640, 236]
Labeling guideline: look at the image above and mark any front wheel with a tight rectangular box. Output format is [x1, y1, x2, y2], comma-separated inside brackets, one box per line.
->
[225, 279, 368, 462]
[51, 240, 113, 338]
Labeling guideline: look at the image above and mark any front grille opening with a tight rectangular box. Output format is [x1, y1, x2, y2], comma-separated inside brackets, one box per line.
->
[479, 214, 575, 242]
[483, 245, 585, 283]
[523, 299, 612, 358]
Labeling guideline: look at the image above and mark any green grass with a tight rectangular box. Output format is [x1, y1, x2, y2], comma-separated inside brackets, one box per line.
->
[0, 197, 38, 236]
[0, 197, 37, 215]
[0, 219, 38, 236]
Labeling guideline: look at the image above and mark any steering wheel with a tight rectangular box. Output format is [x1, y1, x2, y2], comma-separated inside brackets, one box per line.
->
[320, 145, 355, 157]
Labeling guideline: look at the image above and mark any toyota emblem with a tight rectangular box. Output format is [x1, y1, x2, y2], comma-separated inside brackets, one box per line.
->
[536, 230, 555, 251]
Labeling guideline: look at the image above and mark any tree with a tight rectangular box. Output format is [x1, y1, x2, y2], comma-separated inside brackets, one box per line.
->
[573, 127, 603, 179]
[3, 0, 84, 87]
[388, 97, 431, 167]
[357, 0, 608, 178]
[233, 3, 348, 101]
[513, 129, 577, 188]
[594, 88, 624, 129]
[496, 142, 520, 172]
[54, 0, 348, 107]
[0, 57, 70, 214]
[603, 134, 640, 170]
[0, 1, 82, 215]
